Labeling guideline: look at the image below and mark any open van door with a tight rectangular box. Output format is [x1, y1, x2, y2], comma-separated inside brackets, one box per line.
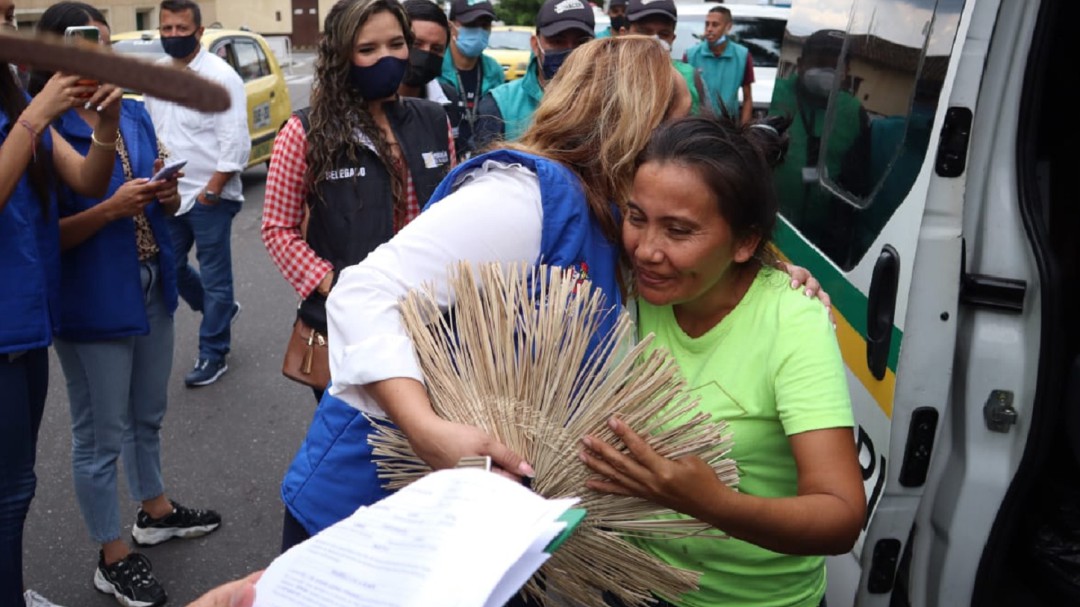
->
[768, 0, 975, 604]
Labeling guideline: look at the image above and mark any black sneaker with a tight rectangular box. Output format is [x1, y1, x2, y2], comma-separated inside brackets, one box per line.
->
[183, 357, 228, 387]
[93, 552, 166, 607]
[132, 500, 222, 547]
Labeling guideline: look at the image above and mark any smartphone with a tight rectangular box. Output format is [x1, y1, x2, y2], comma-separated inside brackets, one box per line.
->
[151, 159, 187, 182]
[64, 26, 101, 94]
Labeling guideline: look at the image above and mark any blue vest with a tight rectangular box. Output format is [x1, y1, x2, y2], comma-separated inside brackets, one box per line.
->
[281, 150, 623, 535]
[686, 40, 748, 116]
[489, 58, 544, 141]
[53, 100, 179, 342]
[0, 108, 58, 354]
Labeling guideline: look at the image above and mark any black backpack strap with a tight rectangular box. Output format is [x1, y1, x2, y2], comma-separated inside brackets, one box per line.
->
[294, 107, 311, 133]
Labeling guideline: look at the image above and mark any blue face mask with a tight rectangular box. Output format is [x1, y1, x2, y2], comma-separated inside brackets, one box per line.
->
[539, 47, 572, 82]
[161, 33, 199, 59]
[348, 55, 408, 100]
[455, 27, 490, 58]
[709, 34, 727, 48]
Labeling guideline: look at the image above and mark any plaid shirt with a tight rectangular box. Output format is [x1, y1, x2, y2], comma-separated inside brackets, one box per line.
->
[261, 115, 456, 298]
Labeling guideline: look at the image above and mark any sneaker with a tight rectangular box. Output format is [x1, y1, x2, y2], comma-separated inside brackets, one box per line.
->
[23, 590, 66, 607]
[93, 552, 166, 607]
[231, 301, 242, 324]
[183, 357, 228, 387]
[132, 499, 222, 547]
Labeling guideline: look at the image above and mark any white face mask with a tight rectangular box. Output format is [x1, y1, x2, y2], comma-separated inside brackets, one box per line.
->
[651, 35, 672, 53]
[801, 67, 837, 99]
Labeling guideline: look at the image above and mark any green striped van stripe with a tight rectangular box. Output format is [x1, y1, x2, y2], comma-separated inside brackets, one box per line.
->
[773, 221, 903, 373]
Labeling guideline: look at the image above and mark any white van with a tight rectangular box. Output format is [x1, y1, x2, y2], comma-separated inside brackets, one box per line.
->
[769, 0, 1079, 605]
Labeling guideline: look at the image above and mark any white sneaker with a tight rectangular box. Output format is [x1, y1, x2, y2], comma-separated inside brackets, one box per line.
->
[24, 590, 66, 607]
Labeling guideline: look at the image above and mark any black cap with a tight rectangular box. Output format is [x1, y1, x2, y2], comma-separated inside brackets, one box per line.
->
[626, 0, 677, 23]
[449, 0, 496, 24]
[536, 0, 596, 37]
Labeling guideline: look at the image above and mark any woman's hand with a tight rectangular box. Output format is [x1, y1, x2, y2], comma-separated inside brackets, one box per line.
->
[85, 83, 124, 123]
[102, 179, 159, 220]
[780, 261, 831, 309]
[406, 416, 535, 481]
[580, 417, 724, 518]
[24, 73, 90, 125]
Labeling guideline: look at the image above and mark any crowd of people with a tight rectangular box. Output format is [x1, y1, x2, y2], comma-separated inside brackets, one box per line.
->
[1, 0, 865, 606]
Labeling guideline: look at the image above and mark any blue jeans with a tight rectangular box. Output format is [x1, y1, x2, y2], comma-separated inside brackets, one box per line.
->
[167, 198, 241, 362]
[54, 261, 173, 544]
[0, 347, 48, 607]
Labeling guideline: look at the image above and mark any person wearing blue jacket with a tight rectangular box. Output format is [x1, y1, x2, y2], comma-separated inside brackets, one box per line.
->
[0, 49, 121, 607]
[32, 5, 223, 607]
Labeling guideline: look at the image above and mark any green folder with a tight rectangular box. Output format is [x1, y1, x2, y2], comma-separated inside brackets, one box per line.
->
[544, 508, 586, 554]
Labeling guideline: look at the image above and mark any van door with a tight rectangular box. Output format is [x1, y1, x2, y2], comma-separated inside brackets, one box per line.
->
[768, 0, 972, 604]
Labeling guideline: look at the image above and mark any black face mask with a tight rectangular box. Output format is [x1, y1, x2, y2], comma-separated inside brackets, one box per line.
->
[161, 33, 199, 59]
[402, 48, 444, 88]
[610, 15, 629, 33]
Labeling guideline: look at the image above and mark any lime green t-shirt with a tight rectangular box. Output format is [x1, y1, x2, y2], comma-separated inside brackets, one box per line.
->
[636, 266, 854, 607]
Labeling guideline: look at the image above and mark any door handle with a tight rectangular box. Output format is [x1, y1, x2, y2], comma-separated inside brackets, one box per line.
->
[866, 245, 900, 380]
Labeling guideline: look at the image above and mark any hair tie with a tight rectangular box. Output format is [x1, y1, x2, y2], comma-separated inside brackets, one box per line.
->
[748, 123, 779, 136]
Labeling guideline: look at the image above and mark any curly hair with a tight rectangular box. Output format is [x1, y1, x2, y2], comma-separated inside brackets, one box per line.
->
[305, 0, 413, 223]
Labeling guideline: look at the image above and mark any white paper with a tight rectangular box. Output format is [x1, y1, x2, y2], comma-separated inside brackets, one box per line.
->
[254, 469, 578, 607]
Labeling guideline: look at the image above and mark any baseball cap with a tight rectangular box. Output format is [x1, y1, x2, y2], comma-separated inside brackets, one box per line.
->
[449, 0, 496, 24]
[803, 29, 846, 59]
[536, 0, 596, 38]
[609, 0, 628, 7]
[626, 0, 677, 23]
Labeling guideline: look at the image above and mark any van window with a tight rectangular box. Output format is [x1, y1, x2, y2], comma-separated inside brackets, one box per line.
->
[770, 0, 965, 269]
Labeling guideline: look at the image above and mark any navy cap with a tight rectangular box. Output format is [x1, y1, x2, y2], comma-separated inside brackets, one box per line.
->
[536, 0, 596, 37]
[626, 0, 677, 22]
[449, 0, 496, 24]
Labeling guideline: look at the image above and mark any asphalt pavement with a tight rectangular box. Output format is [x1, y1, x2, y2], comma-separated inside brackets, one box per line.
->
[23, 56, 321, 607]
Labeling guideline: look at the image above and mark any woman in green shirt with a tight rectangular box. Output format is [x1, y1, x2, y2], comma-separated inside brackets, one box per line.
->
[581, 115, 866, 607]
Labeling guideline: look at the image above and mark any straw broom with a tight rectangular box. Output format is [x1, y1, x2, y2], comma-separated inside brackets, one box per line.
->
[369, 262, 739, 607]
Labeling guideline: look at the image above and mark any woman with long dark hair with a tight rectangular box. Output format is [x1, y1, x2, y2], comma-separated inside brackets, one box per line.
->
[261, 0, 455, 402]
[31, 5, 221, 607]
[0, 22, 121, 607]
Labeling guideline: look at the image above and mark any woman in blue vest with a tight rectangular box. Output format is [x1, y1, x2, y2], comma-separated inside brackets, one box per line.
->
[31, 5, 223, 606]
[0, 45, 121, 607]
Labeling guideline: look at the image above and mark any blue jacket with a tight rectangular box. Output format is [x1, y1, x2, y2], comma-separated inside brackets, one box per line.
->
[53, 99, 179, 342]
[0, 108, 59, 354]
[281, 150, 623, 535]
[488, 57, 544, 141]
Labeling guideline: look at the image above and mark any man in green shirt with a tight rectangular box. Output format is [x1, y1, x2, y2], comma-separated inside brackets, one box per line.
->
[440, 0, 506, 156]
[473, 0, 595, 146]
[622, 0, 710, 115]
[684, 5, 755, 122]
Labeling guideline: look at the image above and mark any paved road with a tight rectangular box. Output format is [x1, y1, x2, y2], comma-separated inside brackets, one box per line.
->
[24, 61, 320, 606]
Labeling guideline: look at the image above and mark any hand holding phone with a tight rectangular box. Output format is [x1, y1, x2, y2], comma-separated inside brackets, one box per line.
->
[151, 159, 187, 182]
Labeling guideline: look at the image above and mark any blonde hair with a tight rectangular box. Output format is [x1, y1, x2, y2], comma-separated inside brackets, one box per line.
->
[507, 36, 678, 245]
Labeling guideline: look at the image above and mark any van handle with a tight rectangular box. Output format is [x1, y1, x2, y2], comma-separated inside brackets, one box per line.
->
[866, 245, 900, 380]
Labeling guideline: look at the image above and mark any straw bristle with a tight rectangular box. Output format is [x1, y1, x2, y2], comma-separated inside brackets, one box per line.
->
[370, 262, 738, 607]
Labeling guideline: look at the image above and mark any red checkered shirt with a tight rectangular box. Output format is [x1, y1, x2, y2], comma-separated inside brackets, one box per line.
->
[261, 115, 456, 298]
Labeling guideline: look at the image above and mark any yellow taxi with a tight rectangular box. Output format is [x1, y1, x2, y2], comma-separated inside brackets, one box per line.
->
[111, 28, 292, 167]
[485, 26, 533, 81]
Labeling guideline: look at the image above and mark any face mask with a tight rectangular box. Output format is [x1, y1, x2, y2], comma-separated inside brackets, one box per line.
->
[403, 48, 444, 88]
[539, 46, 572, 82]
[455, 27, 490, 58]
[161, 33, 200, 59]
[610, 15, 629, 32]
[348, 55, 408, 100]
[651, 35, 672, 53]
[709, 34, 727, 48]
[801, 67, 836, 99]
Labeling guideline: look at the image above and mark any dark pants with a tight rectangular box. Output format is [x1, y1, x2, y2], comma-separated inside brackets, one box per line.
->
[0, 348, 49, 607]
[281, 508, 311, 553]
[168, 198, 241, 362]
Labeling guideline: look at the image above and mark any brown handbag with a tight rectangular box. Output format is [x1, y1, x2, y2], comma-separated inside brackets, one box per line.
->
[281, 317, 330, 389]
